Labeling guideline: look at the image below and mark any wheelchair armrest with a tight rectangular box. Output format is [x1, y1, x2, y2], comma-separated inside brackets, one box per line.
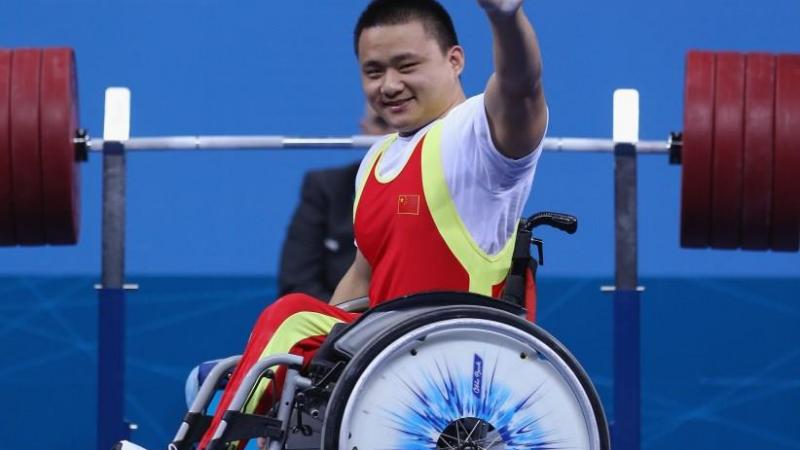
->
[335, 296, 369, 313]
[523, 211, 578, 234]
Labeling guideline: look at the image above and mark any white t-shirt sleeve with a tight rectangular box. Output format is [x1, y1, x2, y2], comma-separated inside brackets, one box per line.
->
[440, 94, 547, 255]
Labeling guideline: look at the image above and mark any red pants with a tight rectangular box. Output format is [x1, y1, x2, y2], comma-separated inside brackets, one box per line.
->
[198, 293, 359, 449]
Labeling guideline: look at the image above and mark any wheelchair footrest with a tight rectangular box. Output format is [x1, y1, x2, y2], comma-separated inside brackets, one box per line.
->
[169, 412, 213, 450]
[208, 411, 284, 448]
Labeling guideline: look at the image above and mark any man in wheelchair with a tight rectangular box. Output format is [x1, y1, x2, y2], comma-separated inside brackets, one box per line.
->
[118, 0, 609, 448]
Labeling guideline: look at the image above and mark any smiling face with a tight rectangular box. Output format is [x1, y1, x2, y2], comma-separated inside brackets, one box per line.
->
[357, 20, 465, 135]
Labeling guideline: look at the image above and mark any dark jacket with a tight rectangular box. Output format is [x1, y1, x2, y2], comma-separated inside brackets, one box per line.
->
[278, 162, 360, 300]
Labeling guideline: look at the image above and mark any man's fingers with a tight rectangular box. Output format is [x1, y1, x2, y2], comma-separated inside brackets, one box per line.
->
[477, 0, 523, 16]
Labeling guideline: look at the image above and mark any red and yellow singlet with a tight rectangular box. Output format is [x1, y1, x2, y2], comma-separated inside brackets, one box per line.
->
[354, 120, 516, 308]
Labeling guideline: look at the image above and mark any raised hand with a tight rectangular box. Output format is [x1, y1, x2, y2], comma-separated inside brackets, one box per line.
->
[477, 0, 523, 16]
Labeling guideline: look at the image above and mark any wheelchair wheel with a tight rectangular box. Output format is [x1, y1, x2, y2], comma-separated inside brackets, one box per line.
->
[321, 295, 609, 450]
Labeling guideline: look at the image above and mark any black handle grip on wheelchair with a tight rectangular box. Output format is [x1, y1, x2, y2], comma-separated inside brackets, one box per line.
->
[523, 211, 578, 234]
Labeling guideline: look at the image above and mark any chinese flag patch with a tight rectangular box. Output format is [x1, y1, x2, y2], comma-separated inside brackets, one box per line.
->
[397, 194, 420, 215]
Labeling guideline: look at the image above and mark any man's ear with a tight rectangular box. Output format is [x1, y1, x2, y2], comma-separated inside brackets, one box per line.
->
[448, 45, 466, 77]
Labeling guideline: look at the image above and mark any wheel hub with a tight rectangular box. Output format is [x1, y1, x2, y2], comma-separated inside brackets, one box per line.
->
[436, 417, 505, 450]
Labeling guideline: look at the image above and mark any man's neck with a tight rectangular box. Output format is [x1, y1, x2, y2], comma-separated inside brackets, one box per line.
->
[398, 91, 467, 137]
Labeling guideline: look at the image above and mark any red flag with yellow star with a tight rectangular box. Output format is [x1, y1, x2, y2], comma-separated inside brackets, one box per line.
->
[397, 194, 420, 215]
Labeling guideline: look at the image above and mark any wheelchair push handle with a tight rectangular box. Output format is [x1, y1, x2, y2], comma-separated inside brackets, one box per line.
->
[523, 211, 578, 235]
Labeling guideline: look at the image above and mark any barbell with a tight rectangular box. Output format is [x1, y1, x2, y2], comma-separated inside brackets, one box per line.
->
[0, 48, 798, 251]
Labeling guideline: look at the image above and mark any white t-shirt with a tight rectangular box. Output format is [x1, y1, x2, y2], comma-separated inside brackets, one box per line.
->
[356, 94, 546, 256]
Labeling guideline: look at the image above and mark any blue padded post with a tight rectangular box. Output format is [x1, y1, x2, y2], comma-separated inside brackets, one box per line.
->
[612, 141, 641, 450]
[98, 287, 128, 449]
[613, 289, 641, 450]
[97, 140, 130, 450]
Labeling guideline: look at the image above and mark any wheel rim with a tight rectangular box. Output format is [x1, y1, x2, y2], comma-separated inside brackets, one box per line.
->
[337, 318, 601, 450]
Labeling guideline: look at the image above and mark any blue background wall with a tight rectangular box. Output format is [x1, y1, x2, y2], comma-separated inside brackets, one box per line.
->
[0, 1, 799, 450]
[0, 0, 798, 276]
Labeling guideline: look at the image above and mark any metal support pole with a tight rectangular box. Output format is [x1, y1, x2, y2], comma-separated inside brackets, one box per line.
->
[97, 141, 129, 450]
[613, 142, 641, 450]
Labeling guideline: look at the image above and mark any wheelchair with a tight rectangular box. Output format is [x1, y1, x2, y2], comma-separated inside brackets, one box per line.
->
[117, 212, 609, 450]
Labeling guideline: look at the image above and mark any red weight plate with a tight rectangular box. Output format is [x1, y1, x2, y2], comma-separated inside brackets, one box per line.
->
[771, 54, 800, 251]
[681, 51, 716, 248]
[10, 49, 45, 245]
[741, 53, 776, 250]
[0, 50, 14, 245]
[710, 52, 746, 249]
[41, 48, 80, 245]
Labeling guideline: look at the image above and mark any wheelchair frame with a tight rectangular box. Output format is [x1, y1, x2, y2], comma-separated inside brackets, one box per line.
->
[166, 292, 609, 450]
[119, 212, 604, 450]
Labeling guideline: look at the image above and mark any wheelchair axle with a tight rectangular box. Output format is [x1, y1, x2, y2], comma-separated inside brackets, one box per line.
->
[437, 417, 503, 450]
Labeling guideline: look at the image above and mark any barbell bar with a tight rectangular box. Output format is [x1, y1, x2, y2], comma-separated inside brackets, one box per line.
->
[81, 135, 671, 153]
[0, 47, 798, 251]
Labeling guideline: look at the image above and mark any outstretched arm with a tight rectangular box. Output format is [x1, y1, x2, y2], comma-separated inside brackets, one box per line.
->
[479, 0, 547, 159]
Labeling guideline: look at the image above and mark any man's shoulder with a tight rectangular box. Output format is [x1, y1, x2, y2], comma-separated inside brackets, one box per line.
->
[432, 94, 487, 150]
[442, 94, 485, 124]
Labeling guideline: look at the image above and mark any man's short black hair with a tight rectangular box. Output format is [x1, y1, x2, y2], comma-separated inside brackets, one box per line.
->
[354, 0, 459, 56]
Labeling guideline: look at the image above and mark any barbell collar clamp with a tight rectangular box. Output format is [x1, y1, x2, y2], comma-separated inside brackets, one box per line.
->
[668, 131, 683, 165]
[74, 129, 90, 162]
